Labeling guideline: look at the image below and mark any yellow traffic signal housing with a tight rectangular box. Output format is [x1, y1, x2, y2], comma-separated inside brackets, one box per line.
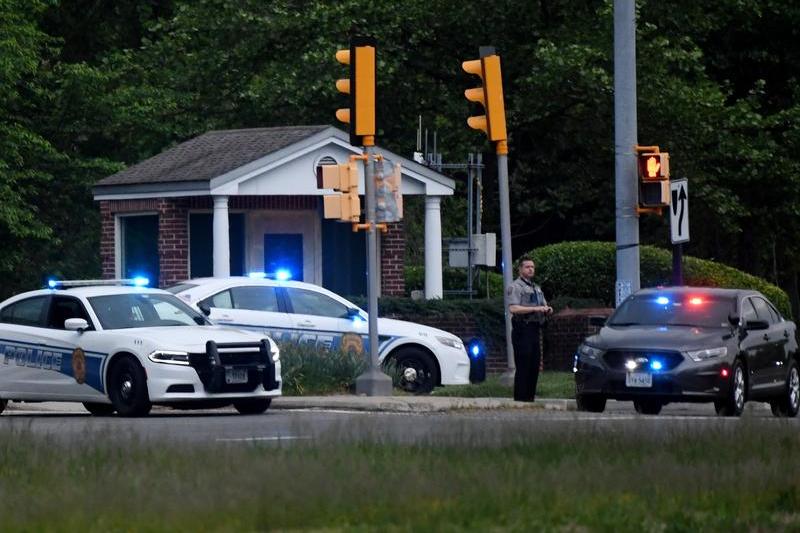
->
[317, 162, 361, 222]
[335, 36, 376, 146]
[462, 53, 507, 142]
[637, 151, 670, 208]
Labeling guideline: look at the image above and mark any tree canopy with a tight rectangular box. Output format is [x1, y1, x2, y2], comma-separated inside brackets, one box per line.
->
[2, 0, 800, 312]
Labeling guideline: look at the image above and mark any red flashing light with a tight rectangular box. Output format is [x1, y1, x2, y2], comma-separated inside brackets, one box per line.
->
[689, 297, 703, 306]
[721, 368, 729, 378]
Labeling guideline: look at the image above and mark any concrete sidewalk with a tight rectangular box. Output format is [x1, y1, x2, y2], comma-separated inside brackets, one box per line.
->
[4, 396, 575, 414]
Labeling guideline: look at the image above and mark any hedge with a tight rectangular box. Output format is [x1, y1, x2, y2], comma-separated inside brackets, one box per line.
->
[528, 241, 791, 318]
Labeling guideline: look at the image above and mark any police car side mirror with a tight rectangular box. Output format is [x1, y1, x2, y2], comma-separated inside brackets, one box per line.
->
[65, 318, 89, 332]
[198, 302, 211, 317]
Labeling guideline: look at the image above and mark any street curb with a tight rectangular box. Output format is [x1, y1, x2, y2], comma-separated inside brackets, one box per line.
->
[271, 397, 577, 413]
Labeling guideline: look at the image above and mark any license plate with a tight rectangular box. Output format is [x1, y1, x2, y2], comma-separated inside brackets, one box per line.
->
[626, 372, 652, 388]
[225, 367, 248, 384]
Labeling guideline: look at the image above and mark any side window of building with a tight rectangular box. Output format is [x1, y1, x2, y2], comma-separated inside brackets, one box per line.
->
[202, 290, 234, 310]
[740, 299, 758, 325]
[46, 296, 92, 330]
[0, 296, 48, 327]
[285, 288, 349, 318]
[230, 286, 279, 312]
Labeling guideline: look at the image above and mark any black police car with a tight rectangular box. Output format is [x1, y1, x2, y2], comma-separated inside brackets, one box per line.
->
[574, 287, 799, 416]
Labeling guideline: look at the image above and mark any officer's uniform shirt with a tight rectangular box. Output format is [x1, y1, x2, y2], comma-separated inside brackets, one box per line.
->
[507, 277, 548, 325]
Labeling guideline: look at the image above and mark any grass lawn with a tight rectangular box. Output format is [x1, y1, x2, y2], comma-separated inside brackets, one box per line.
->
[432, 371, 574, 398]
[1, 421, 798, 531]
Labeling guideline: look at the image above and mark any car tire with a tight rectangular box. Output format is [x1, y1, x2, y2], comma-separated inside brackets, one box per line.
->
[633, 399, 662, 415]
[576, 394, 606, 413]
[0, 399, 6, 415]
[108, 355, 152, 417]
[389, 347, 439, 394]
[83, 402, 116, 416]
[715, 359, 746, 417]
[232, 398, 272, 415]
[770, 360, 799, 418]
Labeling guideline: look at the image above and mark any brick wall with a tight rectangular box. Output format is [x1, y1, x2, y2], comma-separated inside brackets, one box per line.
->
[157, 198, 189, 287]
[385, 307, 614, 374]
[381, 221, 405, 296]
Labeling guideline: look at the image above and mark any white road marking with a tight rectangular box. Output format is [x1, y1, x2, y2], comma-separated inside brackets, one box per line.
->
[215, 435, 313, 442]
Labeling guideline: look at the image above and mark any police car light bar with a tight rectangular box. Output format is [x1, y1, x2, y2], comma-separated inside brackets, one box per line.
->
[47, 278, 150, 289]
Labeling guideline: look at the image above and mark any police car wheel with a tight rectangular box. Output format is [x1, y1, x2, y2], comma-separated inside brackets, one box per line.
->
[233, 398, 272, 415]
[0, 399, 6, 415]
[83, 402, 116, 416]
[108, 355, 152, 417]
[392, 348, 439, 394]
[633, 399, 662, 415]
[716, 359, 746, 417]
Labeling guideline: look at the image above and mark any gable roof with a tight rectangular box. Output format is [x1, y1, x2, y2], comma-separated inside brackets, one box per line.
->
[96, 125, 328, 187]
[93, 125, 455, 198]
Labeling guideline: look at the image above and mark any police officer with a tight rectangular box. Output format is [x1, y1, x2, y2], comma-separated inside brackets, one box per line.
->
[507, 256, 552, 401]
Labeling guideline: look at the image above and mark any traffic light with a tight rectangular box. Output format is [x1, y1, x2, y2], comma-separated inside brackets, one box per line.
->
[335, 36, 376, 147]
[462, 53, 507, 142]
[375, 160, 403, 223]
[638, 151, 670, 208]
[317, 161, 360, 222]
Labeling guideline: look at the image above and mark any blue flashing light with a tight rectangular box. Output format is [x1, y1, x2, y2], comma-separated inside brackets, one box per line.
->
[47, 279, 58, 289]
[467, 339, 484, 360]
[274, 269, 292, 281]
[650, 360, 663, 371]
[248, 272, 267, 279]
[655, 296, 670, 305]
[132, 276, 150, 287]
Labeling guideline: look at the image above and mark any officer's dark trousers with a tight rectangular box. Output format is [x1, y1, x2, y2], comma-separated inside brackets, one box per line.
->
[512, 321, 541, 402]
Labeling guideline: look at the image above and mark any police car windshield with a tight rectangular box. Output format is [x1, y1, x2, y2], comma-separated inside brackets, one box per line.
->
[88, 293, 207, 330]
[608, 294, 735, 329]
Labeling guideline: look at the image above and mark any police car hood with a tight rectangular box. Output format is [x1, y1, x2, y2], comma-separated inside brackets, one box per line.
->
[589, 324, 731, 352]
[111, 325, 269, 352]
[377, 317, 458, 341]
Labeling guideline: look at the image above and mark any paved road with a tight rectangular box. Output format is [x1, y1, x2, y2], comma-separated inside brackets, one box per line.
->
[1, 400, 794, 445]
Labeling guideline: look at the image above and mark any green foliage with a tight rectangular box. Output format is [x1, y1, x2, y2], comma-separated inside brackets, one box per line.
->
[529, 241, 792, 317]
[404, 265, 504, 298]
[277, 342, 366, 395]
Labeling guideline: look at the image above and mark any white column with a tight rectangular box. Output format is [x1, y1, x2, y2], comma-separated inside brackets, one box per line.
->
[212, 195, 230, 277]
[424, 195, 443, 299]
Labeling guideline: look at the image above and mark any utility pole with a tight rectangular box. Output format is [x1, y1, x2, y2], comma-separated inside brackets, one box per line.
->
[614, 0, 640, 305]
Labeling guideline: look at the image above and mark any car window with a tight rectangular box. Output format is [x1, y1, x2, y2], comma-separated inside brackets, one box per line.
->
[751, 297, 778, 325]
[740, 299, 758, 324]
[201, 290, 234, 310]
[46, 296, 92, 330]
[608, 293, 735, 328]
[88, 293, 205, 329]
[231, 286, 279, 312]
[0, 296, 48, 327]
[164, 283, 198, 294]
[285, 288, 349, 318]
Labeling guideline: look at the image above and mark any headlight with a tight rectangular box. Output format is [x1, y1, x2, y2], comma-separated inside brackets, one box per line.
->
[270, 343, 280, 363]
[578, 343, 604, 360]
[437, 336, 465, 351]
[148, 350, 190, 366]
[685, 346, 727, 362]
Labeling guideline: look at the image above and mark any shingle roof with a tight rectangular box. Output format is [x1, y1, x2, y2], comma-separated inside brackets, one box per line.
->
[95, 125, 329, 186]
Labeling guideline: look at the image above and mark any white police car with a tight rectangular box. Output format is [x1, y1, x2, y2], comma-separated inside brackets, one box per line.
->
[0, 279, 281, 417]
[168, 276, 471, 393]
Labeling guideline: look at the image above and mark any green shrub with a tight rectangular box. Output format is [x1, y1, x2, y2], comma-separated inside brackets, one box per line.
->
[529, 241, 791, 317]
[278, 342, 366, 395]
[405, 265, 504, 297]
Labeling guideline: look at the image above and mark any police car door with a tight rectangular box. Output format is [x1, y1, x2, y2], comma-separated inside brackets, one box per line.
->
[0, 295, 91, 400]
[41, 295, 107, 401]
[281, 287, 353, 351]
[200, 285, 291, 339]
